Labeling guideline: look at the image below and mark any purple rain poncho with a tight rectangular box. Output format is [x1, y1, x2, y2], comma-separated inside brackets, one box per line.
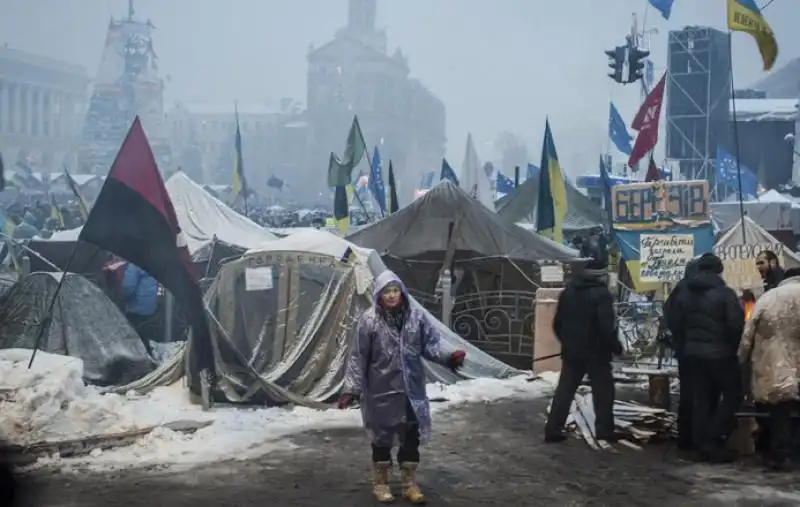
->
[342, 270, 451, 447]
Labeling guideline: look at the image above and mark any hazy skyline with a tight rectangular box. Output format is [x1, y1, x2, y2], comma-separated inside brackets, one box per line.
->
[2, 0, 798, 179]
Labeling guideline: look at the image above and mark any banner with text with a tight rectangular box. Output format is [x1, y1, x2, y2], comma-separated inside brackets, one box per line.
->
[612, 180, 709, 228]
[639, 234, 695, 282]
[615, 224, 714, 292]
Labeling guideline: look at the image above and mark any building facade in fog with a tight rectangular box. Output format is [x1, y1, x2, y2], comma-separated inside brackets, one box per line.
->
[0, 46, 88, 171]
[77, 5, 171, 175]
[167, 100, 308, 190]
[305, 0, 446, 203]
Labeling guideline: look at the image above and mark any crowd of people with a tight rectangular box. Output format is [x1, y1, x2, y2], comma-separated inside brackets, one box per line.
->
[544, 249, 799, 471]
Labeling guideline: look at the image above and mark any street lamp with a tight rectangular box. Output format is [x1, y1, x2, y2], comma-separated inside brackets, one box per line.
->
[785, 133, 800, 157]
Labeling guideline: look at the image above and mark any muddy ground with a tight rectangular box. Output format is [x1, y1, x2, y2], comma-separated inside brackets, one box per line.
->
[12, 396, 800, 507]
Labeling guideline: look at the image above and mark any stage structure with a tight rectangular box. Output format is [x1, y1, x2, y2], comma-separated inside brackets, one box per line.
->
[665, 26, 731, 183]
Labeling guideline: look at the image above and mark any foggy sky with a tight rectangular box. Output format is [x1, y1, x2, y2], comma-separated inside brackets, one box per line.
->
[2, 0, 798, 179]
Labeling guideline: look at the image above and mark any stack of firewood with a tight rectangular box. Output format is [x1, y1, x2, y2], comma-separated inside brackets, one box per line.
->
[546, 388, 677, 451]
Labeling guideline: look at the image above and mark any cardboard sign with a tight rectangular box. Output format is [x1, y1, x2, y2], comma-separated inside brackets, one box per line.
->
[612, 180, 709, 224]
[639, 233, 694, 282]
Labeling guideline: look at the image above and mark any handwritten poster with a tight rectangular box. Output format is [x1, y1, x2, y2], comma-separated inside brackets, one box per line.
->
[639, 234, 694, 282]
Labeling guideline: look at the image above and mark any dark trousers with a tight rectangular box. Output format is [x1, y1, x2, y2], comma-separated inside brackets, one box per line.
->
[126, 312, 155, 356]
[545, 359, 616, 439]
[766, 402, 793, 463]
[677, 357, 695, 450]
[688, 357, 742, 453]
[372, 401, 420, 464]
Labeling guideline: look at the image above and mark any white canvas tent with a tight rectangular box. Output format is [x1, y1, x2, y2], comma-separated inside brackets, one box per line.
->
[42, 172, 277, 254]
[713, 215, 800, 290]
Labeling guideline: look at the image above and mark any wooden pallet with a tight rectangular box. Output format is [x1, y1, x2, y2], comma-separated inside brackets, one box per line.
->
[0, 419, 213, 465]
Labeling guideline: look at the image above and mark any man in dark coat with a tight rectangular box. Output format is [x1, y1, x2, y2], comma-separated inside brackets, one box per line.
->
[664, 257, 701, 453]
[544, 259, 622, 443]
[668, 253, 744, 462]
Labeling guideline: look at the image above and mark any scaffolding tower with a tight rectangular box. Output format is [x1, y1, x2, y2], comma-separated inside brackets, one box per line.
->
[665, 26, 731, 182]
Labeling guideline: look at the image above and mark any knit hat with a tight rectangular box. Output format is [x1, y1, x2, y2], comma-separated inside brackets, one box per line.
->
[695, 253, 723, 274]
[583, 258, 608, 277]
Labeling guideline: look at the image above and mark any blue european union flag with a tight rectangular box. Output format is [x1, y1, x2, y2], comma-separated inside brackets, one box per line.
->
[648, 0, 674, 20]
[496, 172, 515, 193]
[440, 158, 460, 186]
[609, 102, 633, 156]
[715, 146, 758, 197]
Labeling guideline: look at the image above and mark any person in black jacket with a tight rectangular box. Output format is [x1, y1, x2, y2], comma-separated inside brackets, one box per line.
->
[544, 259, 622, 443]
[669, 253, 744, 462]
[664, 257, 701, 453]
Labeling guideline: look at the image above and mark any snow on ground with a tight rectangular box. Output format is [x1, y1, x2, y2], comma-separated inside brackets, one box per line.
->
[0, 348, 558, 472]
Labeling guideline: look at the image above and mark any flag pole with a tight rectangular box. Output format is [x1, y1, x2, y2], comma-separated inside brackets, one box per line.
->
[357, 132, 379, 221]
[728, 32, 747, 244]
[28, 245, 80, 368]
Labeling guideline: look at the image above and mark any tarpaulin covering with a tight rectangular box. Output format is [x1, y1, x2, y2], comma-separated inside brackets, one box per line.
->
[188, 229, 520, 406]
[164, 172, 278, 253]
[0, 272, 156, 386]
[346, 180, 580, 262]
[494, 177, 605, 232]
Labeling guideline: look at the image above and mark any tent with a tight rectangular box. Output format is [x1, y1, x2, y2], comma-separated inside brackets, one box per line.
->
[0, 272, 156, 386]
[164, 172, 278, 253]
[191, 228, 520, 405]
[711, 194, 800, 234]
[713, 215, 800, 291]
[28, 172, 278, 275]
[346, 180, 580, 263]
[494, 177, 605, 232]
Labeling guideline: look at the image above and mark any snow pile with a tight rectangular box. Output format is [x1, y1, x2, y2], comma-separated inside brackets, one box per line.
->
[46, 372, 556, 472]
[0, 350, 151, 445]
[1, 347, 557, 472]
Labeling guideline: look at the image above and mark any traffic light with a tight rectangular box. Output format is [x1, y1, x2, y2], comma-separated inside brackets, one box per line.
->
[605, 46, 626, 83]
[627, 47, 651, 84]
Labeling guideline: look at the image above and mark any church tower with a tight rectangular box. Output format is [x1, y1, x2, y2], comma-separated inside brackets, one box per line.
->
[347, 0, 376, 33]
[338, 0, 384, 52]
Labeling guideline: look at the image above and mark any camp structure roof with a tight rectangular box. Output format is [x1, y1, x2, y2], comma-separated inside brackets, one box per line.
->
[164, 171, 277, 252]
[346, 180, 580, 262]
[714, 215, 800, 290]
[198, 227, 519, 406]
[0, 272, 155, 386]
[494, 177, 605, 232]
[39, 172, 277, 256]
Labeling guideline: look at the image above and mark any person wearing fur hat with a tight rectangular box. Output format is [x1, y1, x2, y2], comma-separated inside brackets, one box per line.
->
[545, 258, 623, 443]
[668, 253, 745, 462]
[339, 270, 466, 504]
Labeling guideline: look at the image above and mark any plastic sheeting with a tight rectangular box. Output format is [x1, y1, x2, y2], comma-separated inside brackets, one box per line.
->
[164, 172, 278, 253]
[0, 272, 156, 386]
[190, 229, 520, 406]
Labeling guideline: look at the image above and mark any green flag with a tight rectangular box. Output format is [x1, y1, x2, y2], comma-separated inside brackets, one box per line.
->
[328, 116, 367, 187]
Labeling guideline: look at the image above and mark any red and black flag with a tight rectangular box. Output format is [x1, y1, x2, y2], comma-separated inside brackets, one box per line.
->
[645, 155, 662, 182]
[78, 117, 214, 393]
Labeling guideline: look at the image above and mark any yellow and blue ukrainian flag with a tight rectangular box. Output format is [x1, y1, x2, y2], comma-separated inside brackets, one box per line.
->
[728, 0, 778, 71]
[535, 119, 567, 244]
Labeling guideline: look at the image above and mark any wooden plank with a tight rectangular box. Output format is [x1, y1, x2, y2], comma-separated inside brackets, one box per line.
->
[0, 420, 213, 465]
